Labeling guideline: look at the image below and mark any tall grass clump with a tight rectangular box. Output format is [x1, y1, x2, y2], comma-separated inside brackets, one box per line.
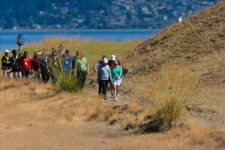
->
[139, 63, 197, 132]
[57, 72, 79, 92]
[54, 67, 81, 92]
[155, 92, 186, 130]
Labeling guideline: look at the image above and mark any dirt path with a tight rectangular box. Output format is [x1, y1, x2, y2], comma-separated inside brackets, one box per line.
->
[0, 119, 214, 150]
[0, 81, 223, 150]
[185, 86, 225, 127]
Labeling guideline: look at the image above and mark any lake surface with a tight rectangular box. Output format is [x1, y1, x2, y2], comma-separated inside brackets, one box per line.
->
[0, 30, 158, 50]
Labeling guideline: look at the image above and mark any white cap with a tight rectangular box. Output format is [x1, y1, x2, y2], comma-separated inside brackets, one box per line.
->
[110, 55, 116, 61]
[37, 51, 42, 55]
[5, 49, 10, 53]
[103, 58, 108, 64]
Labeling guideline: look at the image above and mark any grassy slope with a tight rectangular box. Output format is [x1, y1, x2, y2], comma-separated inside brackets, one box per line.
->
[131, 2, 225, 86]
[24, 38, 142, 66]
[123, 1, 225, 131]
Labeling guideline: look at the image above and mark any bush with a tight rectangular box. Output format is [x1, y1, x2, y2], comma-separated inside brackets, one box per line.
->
[138, 64, 195, 132]
[155, 95, 186, 130]
[55, 68, 81, 92]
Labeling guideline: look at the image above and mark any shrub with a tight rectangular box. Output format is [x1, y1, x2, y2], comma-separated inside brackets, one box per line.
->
[138, 64, 196, 132]
[55, 68, 81, 92]
[155, 95, 186, 130]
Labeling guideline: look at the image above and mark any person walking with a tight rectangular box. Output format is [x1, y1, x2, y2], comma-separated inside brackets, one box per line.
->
[94, 55, 106, 72]
[75, 51, 89, 89]
[38, 52, 50, 83]
[1, 49, 11, 78]
[95, 55, 107, 95]
[108, 55, 116, 97]
[31, 52, 41, 80]
[111, 60, 122, 100]
[108, 55, 116, 69]
[10, 49, 20, 78]
[97, 58, 111, 100]
[20, 51, 31, 78]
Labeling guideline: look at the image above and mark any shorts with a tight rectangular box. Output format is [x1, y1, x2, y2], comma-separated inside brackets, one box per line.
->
[111, 79, 122, 86]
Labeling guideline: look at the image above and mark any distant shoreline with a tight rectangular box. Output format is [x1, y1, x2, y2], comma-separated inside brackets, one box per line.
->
[0, 29, 161, 33]
[0, 30, 157, 50]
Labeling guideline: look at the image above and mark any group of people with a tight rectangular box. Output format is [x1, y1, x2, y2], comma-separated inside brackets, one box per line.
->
[1, 44, 128, 101]
[1, 44, 89, 88]
[95, 55, 128, 101]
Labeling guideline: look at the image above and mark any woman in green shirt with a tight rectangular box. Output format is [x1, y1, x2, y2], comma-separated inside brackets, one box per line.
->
[111, 60, 122, 100]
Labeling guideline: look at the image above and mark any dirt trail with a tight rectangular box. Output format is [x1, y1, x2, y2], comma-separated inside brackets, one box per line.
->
[0, 80, 222, 150]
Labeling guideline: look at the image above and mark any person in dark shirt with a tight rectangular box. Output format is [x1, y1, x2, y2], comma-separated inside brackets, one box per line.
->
[1, 49, 11, 78]
[48, 48, 60, 84]
[10, 49, 20, 79]
[62, 49, 73, 72]
[31, 52, 41, 80]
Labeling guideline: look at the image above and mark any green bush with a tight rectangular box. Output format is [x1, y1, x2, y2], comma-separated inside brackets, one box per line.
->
[55, 68, 81, 92]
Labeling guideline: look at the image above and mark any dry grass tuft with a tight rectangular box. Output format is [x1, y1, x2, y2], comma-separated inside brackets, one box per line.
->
[155, 95, 186, 130]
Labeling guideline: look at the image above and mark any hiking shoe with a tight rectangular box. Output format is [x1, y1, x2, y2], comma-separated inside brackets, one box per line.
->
[114, 97, 118, 101]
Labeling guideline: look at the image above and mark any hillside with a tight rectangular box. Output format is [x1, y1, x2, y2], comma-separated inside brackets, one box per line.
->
[132, 2, 225, 86]
[1, 2, 225, 150]
[124, 1, 225, 131]
[0, 0, 217, 30]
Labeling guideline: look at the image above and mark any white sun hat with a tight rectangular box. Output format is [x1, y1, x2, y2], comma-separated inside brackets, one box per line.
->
[5, 49, 10, 53]
[103, 58, 108, 64]
[37, 51, 42, 55]
[110, 55, 116, 61]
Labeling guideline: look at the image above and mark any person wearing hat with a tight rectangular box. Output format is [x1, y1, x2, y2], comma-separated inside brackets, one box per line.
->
[111, 59, 123, 101]
[10, 49, 20, 78]
[1, 49, 12, 78]
[97, 58, 112, 100]
[108, 55, 116, 69]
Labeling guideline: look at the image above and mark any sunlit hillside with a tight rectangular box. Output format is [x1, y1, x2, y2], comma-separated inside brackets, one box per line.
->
[1, 2, 225, 150]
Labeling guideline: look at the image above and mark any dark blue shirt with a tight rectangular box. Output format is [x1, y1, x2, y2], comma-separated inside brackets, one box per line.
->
[62, 55, 73, 72]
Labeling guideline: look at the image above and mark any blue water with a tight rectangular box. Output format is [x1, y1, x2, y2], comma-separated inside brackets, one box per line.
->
[0, 30, 158, 50]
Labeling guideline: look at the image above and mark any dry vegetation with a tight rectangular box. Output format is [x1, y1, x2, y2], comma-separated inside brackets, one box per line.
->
[124, 1, 225, 127]
[131, 2, 225, 86]
[0, 72, 224, 149]
[1, 2, 225, 149]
